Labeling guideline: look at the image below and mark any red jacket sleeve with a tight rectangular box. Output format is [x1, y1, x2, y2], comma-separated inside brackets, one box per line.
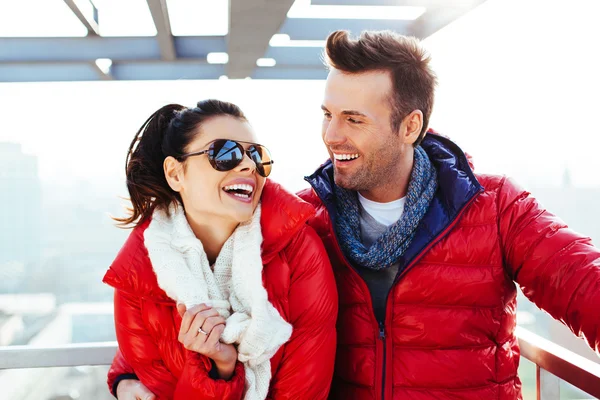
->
[113, 289, 245, 400]
[107, 349, 135, 396]
[267, 225, 338, 399]
[498, 177, 600, 352]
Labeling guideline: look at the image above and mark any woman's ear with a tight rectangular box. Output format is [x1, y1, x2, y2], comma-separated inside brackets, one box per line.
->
[164, 156, 184, 192]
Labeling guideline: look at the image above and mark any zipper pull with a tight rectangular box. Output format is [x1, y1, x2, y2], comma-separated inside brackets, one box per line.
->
[379, 321, 385, 340]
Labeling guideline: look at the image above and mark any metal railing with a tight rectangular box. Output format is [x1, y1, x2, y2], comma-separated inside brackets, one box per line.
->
[0, 341, 117, 369]
[515, 327, 600, 399]
[1, 328, 599, 399]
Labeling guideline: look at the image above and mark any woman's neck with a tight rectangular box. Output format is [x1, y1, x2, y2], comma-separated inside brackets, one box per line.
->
[184, 211, 238, 265]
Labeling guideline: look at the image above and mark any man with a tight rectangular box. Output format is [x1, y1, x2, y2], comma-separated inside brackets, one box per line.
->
[112, 30, 600, 399]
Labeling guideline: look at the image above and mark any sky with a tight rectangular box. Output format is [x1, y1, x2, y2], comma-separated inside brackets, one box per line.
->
[0, 0, 599, 196]
[424, 0, 600, 187]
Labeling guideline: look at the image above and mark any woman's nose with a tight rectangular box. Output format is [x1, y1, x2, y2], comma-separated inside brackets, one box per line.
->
[235, 151, 256, 173]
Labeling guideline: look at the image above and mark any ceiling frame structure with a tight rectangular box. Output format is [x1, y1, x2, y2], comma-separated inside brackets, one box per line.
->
[0, 0, 487, 82]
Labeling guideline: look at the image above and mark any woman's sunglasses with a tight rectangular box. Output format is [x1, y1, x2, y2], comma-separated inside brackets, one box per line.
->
[179, 139, 274, 178]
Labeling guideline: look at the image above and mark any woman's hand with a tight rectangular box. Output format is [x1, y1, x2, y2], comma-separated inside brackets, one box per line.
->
[116, 378, 156, 400]
[177, 303, 238, 380]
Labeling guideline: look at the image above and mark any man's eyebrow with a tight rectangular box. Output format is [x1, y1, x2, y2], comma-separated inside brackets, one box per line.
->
[321, 105, 367, 118]
[341, 110, 368, 117]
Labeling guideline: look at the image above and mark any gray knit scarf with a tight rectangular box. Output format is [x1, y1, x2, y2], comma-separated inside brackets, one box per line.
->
[334, 146, 438, 270]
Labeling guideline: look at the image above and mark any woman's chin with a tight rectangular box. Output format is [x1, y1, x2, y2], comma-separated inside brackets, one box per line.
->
[216, 196, 259, 224]
[229, 209, 254, 224]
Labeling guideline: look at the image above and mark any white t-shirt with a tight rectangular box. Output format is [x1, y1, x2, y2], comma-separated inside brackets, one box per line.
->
[357, 192, 406, 227]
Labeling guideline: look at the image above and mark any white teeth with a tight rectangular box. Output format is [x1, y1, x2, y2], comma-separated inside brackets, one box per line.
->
[334, 153, 359, 161]
[223, 183, 254, 193]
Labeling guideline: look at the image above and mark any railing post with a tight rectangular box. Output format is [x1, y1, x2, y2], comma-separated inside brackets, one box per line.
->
[536, 365, 560, 400]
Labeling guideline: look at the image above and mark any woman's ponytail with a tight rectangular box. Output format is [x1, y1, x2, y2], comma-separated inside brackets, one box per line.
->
[116, 104, 185, 227]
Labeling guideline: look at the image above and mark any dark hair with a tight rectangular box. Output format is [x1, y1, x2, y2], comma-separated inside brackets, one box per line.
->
[115, 99, 247, 228]
[324, 30, 437, 146]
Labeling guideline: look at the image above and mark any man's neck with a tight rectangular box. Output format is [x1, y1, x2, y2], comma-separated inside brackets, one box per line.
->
[359, 187, 407, 203]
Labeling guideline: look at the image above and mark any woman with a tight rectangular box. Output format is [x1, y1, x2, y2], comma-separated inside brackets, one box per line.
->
[103, 100, 337, 400]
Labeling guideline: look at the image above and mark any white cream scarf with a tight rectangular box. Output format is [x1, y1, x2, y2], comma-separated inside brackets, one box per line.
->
[144, 203, 293, 400]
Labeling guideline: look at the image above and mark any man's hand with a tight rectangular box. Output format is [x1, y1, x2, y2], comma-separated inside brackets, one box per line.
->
[116, 379, 156, 400]
[177, 303, 238, 379]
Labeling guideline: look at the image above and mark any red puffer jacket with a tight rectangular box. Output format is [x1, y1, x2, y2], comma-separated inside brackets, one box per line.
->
[300, 134, 600, 400]
[103, 180, 338, 400]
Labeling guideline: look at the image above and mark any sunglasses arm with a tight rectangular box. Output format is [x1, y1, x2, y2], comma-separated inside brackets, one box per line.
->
[179, 150, 209, 160]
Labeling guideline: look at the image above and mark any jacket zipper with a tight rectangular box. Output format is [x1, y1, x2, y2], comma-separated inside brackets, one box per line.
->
[378, 188, 483, 398]
[379, 321, 386, 400]
[308, 179, 483, 400]
[321, 207, 388, 399]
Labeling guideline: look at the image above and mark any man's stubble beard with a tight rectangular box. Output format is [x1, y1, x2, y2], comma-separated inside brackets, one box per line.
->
[335, 156, 399, 192]
[335, 141, 402, 192]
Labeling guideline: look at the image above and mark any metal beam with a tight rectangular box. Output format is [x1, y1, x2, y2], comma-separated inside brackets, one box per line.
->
[252, 66, 327, 80]
[264, 47, 325, 66]
[90, 61, 113, 80]
[0, 62, 325, 81]
[112, 62, 224, 80]
[175, 37, 227, 58]
[146, 0, 177, 60]
[0, 37, 226, 63]
[0, 60, 224, 82]
[0, 63, 101, 82]
[227, 0, 296, 79]
[63, 0, 100, 36]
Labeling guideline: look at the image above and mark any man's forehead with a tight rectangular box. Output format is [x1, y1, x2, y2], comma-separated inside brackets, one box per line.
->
[326, 68, 392, 87]
[324, 69, 392, 112]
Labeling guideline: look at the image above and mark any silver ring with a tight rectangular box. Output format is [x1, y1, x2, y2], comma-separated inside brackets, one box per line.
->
[198, 328, 208, 335]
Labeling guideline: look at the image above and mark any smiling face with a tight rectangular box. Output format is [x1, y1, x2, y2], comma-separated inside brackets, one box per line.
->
[164, 115, 266, 225]
[321, 68, 411, 193]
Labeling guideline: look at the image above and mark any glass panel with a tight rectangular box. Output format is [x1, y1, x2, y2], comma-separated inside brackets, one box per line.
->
[0, 0, 87, 37]
[93, 0, 157, 37]
[518, 357, 537, 400]
[560, 380, 596, 399]
[0, 366, 113, 400]
[167, 0, 228, 36]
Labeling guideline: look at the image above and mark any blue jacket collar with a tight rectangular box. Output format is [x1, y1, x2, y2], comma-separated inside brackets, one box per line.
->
[304, 133, 484, 272]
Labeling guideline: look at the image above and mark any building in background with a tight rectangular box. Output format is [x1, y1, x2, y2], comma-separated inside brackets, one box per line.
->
[0, 143, 42, 266]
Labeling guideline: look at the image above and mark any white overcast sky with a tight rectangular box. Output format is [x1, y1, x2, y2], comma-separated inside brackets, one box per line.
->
[0, 0, 599, 193]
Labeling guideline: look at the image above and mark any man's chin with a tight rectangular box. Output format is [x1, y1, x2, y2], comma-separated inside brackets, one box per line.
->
[334, 174, 357, 191]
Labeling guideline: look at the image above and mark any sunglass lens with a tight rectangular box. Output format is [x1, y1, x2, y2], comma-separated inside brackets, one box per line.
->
[210, 140, 244, 171]
[249, 145, 273, 177]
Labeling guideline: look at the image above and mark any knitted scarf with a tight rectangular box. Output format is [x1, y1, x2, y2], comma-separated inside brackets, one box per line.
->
[335, 146, 438, 270]
[144, 203, 292, 400]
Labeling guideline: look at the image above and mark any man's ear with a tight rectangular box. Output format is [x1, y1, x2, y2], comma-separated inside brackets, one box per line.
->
[399, 110, 423, 145]
[164, 156, 184, 192]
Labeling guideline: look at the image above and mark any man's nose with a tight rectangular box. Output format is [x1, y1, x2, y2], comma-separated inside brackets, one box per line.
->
[323, 119, 346, 146]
